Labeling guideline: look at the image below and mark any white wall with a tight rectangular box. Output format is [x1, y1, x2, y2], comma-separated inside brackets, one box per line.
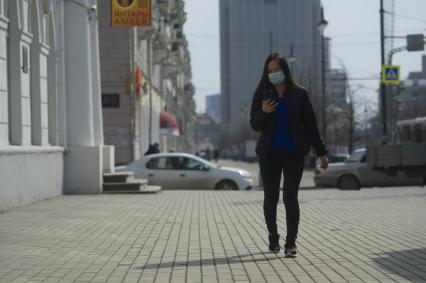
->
[0, 147, 63, 212]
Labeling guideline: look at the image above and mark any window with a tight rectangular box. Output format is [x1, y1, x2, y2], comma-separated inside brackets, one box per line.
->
[146, 157, 173, 170]
[102, 94, 120, 108]
[178, 157, 205, 170]
[414, 124, 423, 143]
[402, 125, 411, 143]
[145, 156, 206, 170]
[21, 46, 28, 73]
[346, 150, 365, 163]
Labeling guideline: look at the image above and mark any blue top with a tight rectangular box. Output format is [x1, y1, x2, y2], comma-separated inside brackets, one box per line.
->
[271, 96, 295, 151]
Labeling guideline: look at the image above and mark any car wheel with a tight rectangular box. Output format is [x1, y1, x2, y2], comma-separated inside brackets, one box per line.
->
[337, 175, 360, 190]
[215, 180, 238, 191]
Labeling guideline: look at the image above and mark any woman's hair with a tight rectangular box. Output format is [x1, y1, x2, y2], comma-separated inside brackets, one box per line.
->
[254, 52, 298, 96]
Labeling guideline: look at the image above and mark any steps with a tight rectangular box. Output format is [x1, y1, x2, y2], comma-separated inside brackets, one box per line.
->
[103, 172, 161, 194]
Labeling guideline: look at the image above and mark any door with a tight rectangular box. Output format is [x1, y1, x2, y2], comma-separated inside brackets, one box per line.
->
[173, 157, 212, 190]
[144, 157, 179, 189]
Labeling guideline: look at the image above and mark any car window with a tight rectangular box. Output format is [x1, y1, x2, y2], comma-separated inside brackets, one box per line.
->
[145, 156, 206, 170]
[146, 157, 174, 169]
[178, 157, 205, 170]
[346, 150, 365, 163]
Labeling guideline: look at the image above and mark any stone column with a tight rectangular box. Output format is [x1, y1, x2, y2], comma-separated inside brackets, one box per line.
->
[63, 0, 102, 193]
[64, 0, 94, 147]
[89, 0, 115, 173]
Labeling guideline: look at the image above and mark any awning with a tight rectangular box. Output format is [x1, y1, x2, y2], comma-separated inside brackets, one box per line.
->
[160, 111, 180, 136]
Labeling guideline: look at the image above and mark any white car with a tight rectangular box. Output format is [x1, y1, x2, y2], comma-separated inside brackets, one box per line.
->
[116, 153, 254, 190]
[314, 148, 423, 190]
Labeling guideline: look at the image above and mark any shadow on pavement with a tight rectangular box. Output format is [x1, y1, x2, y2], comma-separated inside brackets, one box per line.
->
[135, 252, 281, 270]
[373, 248, 426, 283]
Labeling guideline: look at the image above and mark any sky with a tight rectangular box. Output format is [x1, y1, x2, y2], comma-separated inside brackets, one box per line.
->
[184, 0, 426, 114]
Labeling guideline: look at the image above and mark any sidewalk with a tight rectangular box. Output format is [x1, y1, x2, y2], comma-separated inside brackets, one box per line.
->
[1, 187, 425, 282]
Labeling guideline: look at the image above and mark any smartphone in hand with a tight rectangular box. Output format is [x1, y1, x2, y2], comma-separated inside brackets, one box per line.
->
[261, 90, 277, 102]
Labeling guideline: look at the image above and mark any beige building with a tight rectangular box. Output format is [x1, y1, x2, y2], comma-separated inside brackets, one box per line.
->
[99, 0, 196, 165]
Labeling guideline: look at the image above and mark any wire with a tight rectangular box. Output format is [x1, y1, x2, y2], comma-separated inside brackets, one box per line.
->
[187, 34, 382, 47]
[329, 77, 380, 81]
[385, 11, 426, 23]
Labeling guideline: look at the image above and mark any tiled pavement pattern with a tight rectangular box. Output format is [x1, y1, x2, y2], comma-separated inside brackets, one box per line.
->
[0, 187, 425, 283]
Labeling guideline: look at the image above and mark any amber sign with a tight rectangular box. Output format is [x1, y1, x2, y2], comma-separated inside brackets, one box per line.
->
[111, 0, 151, 27]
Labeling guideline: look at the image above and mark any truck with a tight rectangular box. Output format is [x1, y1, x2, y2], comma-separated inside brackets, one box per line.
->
[367, 117, 426, 184]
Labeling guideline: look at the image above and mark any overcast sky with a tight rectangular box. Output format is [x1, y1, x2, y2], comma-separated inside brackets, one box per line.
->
[184, 0, 426, 113]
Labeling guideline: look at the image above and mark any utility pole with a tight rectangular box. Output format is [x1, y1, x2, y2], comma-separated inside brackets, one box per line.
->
[269, 30, 273, 54]
[380, 0, 387, 143]
[319, 7, 328, 145]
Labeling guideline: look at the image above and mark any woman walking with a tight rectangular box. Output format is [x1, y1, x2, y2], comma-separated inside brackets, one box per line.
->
[250, 52, 329, 258]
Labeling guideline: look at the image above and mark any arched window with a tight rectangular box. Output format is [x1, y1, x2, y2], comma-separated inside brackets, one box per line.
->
[30, 0, 50, 145]
[0, 0, 8, 145]
[46, 8, 58, 145]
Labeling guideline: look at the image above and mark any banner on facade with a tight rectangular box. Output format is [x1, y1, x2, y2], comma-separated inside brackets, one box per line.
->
[111, 0, 151, 27]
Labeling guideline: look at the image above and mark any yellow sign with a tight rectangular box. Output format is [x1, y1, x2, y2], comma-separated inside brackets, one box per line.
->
[382, 65, 400, 84]
[111, 0, 151, 27]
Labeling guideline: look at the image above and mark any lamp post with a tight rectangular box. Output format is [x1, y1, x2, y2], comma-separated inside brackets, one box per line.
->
[318, 7, 328, 144]
[364, 106, 368, 146]
[288, 44, 296, 73]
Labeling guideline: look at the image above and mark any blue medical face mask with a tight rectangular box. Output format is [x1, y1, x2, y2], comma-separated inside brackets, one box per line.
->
[268, 71, 286, 85]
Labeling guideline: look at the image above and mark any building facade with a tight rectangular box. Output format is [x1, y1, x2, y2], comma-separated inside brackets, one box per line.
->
[205, 94, 221, 123]
[396, 55, 426, 120]
[0, 0, 114, 211]
[99, 0, 196, 164]
[219, 0, 323, 127]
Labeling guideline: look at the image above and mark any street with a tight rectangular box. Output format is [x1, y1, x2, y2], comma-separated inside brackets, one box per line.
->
[1, 186, 425, 282]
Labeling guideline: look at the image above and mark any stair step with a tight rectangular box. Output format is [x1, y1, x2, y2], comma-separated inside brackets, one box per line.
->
[103, 185, 162, 194]
[103, 172, 134, 183]
[103, 181, 144, 192]
[144, 185, 162, 193]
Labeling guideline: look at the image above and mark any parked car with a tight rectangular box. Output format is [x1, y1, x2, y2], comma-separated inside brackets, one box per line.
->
[116, 153, 254, 190]
[314, 148, 423, 190]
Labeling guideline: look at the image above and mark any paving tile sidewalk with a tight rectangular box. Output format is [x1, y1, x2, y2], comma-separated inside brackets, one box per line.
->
[1, 187, 425, 283]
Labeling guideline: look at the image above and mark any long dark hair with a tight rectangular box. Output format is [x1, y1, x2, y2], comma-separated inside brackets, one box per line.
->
[254, 52, 298, 96]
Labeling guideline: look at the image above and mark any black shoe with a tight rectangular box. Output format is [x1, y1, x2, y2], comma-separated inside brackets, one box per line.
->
[284, 244, 297, 258]
[268, 234, 280, 253]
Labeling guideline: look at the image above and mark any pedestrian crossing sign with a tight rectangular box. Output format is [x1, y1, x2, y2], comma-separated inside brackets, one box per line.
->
[382, 65, 400, 84]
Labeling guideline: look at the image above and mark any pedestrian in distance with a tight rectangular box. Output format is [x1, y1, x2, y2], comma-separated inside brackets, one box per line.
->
[153, 142, 160, 154]
[144, 144, 155, 156]
[250, 52, 329, 258]
[204, 146, 212, 161]
[213, 148, 220, 162]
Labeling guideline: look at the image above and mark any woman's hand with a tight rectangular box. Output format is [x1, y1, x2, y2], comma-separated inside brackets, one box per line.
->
[262, 99, 278, 113]
[319, 155, 329, 170]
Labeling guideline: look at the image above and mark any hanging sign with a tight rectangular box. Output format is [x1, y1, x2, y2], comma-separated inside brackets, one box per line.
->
[111, 0, 151, 27]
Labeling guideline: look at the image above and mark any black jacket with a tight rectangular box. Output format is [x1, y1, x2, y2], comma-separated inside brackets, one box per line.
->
[250, 86, 327, 158]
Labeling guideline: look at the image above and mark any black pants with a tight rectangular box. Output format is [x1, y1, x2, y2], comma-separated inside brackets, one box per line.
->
[259, 150, 305, 245]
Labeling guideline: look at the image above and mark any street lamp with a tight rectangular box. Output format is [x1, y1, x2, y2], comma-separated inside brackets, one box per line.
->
[318, 6, 328, 145]
[364, 106, 368, 146]
[288, 44, 296, 73]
